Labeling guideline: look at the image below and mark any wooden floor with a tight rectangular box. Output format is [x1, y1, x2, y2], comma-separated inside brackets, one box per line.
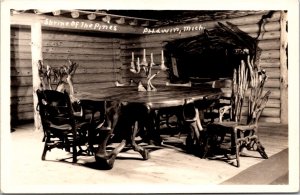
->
[3, 122, 290, 193]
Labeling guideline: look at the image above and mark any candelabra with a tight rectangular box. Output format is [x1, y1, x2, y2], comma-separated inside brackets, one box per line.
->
[129, 49, 168, 91]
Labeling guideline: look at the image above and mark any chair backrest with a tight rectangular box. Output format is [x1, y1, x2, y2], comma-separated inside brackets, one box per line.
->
[36, 89, 74, 128]
[246, 67, 270, 125]
[225, 57, 270, 124]
[247, 89, 271, 125]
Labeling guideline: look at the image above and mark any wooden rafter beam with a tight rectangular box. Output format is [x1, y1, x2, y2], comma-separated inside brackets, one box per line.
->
[11, 12, 145, 34]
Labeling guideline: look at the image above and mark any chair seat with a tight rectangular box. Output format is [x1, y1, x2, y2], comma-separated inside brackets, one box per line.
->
[49, 123, 72, 131]
[210, 121, 238, 128]
[210, 122, 257, 132]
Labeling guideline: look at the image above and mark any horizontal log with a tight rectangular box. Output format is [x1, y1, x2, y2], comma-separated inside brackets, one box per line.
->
[11, 59, 122, 69]
[42, 39, 120, 48]
[239, 116, 280, 123]
[9, 66, 116, 77]
[122, 48, 163, 56]
[11, 86, 33, 97]
[263, 68, 280, 78]
[11, 39, 31, 46]
[238, 21, 280, 34]
[248, 31, 280, 40]
[259, 117, 280, 123]
[241, 107, 280, 117]
[257, 39, 280, 50]
[253, 88, 280, 99]
[74, 73, 119, 83]
[11, 103, 34, 113]
[11, 59, 32, 68]
[76, 68, 121, 74]
[38, 30, 122, 43]
[259, 60, 280, 68]
[264, 79, 280, 88]
[243, 98, 280, 108]
[11, 52, 121, 61]
[11, 28, 123, 43]
[75, 82, 117, 91]
[11, 67, 32, 76]
[11, 111, 34, 121]
[11, 96, 33, 105]
[260, 50, 280, 59]
[11, 76, 32, 86]
[214, 87, 280, 99]
[120, 42, 166, 50]
[11, 45, 121, 55]
[11, 38, 120, 49]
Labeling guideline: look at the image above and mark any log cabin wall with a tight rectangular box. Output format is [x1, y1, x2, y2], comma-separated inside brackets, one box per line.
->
[10, 27, 124, 124]
[120, 11, 282, 123]
[10, 10, 285, 124]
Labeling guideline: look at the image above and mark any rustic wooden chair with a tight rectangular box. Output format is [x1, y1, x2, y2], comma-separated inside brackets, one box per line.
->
[36, 89, 89, 163]
[204, 62, 270, 167]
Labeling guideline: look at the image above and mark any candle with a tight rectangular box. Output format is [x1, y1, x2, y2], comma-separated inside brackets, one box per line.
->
[137, 57, 140, 64]
[143, 49, 146, 59]
[132, 52, 134, 61]
[161, 50, 164, 61]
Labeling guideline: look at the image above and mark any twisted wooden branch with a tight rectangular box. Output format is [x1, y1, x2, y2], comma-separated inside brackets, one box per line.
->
[38, 59, 79, 95]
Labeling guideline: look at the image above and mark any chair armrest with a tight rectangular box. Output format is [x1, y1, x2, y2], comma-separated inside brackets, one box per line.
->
[233, 124, 257, 131]
[219, 105, 231, 122]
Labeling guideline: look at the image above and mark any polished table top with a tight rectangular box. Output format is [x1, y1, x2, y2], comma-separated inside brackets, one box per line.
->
[74, 84, 222, 109]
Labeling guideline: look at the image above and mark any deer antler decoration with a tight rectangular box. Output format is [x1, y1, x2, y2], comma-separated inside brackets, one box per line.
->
[37, 59, 79, 95]
[128, 49, 168, 92]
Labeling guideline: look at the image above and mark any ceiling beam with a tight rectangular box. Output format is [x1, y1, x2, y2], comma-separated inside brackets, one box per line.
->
[11, 12, 145, 34]
[10, 12, 207, 36]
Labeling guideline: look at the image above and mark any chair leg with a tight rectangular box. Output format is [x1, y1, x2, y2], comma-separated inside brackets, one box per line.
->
[234, 131, 240, 167]
[236, 142, 240, 167]
[41, 142, 48, 160]
[72, 132, 77, 163]
[256, 140, 268, 159]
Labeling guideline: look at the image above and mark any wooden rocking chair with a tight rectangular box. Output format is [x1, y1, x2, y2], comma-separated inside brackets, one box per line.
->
[204, 59, 270, 167]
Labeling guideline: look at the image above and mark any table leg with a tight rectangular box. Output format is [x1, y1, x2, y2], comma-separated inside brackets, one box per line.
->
[95, 128, 126, 169]
[142, 109, 162, 146]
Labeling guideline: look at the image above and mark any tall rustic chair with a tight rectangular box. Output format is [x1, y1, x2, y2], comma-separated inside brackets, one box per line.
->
[204, 61, 270, 167]
[36, 89, 89, 163]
